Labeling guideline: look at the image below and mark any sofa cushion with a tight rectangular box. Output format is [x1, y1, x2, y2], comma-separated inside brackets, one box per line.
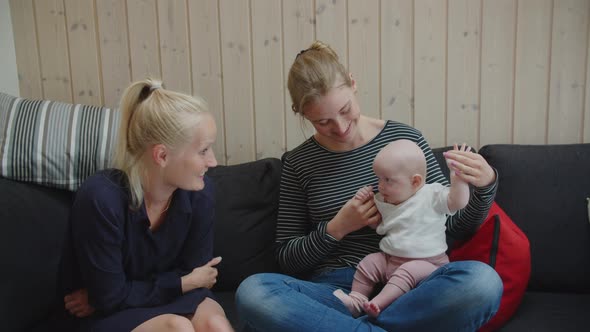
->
[0, 92, 120, 191]
[207, 158, 282, 291]
[0, 178, 73, 332]
[479, 144, 590, 293]
[450, 202, 531, 332]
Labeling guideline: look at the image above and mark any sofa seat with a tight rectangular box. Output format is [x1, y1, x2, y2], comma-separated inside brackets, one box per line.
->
[499, 292, 590, 331]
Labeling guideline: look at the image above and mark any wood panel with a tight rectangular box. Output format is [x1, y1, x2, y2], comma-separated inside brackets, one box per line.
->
[447, 0, 481, 148]
[64, 0, 102, 106]
[479, 0, 516, 146]
[157, 0, 191, 94]
[9, 0, 590, 163]
[315, 0, 347, 67]
[9, 0, 42, 99]
[219, 0, 254, 164]
[251, 0, 285, 159]
[348, 0, 380, 119]
[381, 0, 413, 125]
[414, 0, 447, 148]
[127, 0, 161, 81]
[189, 0, 226, 163]
[547, 0, 589, 143]
[34, 0, 72, 103]
[96, 0, 131, 108]
[282, 0, 315, 151]
[513, 0, 552, 144]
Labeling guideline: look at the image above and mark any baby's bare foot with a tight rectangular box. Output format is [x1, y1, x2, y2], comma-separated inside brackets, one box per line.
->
[363, 302, 381, 318]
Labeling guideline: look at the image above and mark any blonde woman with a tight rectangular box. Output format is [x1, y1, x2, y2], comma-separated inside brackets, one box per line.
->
[63, 79, 233, 332]
[236, 41, 502, 331]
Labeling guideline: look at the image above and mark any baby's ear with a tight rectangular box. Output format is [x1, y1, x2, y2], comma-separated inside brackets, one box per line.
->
[411, 174, 423, 188]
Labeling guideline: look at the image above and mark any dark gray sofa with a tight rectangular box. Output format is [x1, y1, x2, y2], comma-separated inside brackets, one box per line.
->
[1, 144, 589, 332]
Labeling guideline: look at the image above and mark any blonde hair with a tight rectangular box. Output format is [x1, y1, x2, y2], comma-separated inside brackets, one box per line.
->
[287, 41, 352, 115]
[113, 78, 209, 208]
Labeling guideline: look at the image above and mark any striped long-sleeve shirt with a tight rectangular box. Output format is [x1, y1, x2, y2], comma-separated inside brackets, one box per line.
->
[276, 121, 497, 274]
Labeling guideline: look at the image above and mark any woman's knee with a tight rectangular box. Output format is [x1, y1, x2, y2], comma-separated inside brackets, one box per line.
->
[133, 314, 193, 332]
[452, 261, 503, 306]
[193, 297, 233, 331]
[235, 273, 284, 310]
[236, 274, 268, 301]
[164, 315, 194, 332]
[194, 314, 233, 332]
[235, 273, 293, 329]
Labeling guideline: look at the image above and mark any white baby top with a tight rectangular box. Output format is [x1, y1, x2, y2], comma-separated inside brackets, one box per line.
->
[374, 183, 454, 258]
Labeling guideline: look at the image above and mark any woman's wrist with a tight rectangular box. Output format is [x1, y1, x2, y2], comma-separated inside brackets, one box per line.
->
[180, 275, 195, 294]
[474, 168, 498, 191]
[326, 218, 345, 241]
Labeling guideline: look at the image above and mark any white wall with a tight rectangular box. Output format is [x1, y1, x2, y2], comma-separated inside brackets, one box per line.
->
[0, 0, 19, 96]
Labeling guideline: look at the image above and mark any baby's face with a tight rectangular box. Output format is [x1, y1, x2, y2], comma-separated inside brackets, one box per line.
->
[373, 163, 417, 205]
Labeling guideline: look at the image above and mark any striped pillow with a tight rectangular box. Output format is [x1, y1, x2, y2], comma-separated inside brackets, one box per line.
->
[0, 92, 120, 191]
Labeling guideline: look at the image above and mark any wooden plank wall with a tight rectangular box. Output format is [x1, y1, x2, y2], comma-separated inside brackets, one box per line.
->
[9, 0, 590, 165]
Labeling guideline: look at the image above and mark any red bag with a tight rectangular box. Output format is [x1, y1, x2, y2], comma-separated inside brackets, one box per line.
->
[449, 202, 531, 332]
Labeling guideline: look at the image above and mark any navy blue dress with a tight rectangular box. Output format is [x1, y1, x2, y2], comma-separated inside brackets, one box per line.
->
[69, 169, 215, 331]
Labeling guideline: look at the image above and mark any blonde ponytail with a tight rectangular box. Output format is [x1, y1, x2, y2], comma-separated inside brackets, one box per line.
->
[113, 78, 209, 208]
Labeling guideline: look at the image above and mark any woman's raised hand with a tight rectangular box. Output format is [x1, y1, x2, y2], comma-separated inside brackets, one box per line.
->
[181, 256, 222, 293]
[443, 144, 496, 188]
[327, 187, 381, 240]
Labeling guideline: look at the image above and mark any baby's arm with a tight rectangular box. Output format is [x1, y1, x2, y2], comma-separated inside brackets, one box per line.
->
[446, 143, 471, 213]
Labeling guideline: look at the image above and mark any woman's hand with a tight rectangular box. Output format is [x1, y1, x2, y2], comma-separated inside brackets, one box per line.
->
[327, 189, 381, 240]
[181, 257, 222, 293]
[443, 146, 496, 188]
[64, 288, 95, 318]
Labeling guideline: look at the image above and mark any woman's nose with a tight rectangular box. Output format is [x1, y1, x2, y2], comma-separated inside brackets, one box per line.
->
[333, 117, 348, 134]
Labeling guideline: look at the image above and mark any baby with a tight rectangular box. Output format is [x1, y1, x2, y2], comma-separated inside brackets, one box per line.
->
[334, 139, 470, 318]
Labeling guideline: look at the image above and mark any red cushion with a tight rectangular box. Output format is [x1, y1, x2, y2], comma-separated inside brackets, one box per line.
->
[450, 202, 531, 331]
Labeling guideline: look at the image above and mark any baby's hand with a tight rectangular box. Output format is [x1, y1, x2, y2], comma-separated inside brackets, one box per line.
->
[354, 185, 374, 201]
[446, 143, 470, 178]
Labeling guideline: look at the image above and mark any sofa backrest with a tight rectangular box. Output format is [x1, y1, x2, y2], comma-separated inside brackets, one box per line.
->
[207, 157, 283, 291]
[479, 144, 590, 293]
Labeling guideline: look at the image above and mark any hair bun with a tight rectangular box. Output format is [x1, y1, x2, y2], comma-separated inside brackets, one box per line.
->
[150, 81, 162, 91]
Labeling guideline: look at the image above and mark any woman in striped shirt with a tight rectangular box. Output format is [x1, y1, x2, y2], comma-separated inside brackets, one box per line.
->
[236, 41, 502, 332]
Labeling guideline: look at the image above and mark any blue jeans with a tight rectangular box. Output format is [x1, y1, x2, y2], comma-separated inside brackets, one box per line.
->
[235, 260, 502, 332]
